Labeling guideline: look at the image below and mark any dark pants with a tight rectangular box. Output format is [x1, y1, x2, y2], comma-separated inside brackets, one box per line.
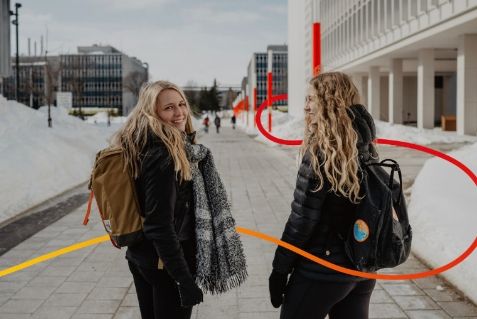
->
[281, 272, 376, 319]
[128, 261, 193, 319]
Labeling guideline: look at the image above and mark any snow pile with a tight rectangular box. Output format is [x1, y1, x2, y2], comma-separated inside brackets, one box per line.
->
[374, 120, 477, 144]
[409, 143, 477, 303]
[0, 97, 117, 225]
[237, 110, 477, 145]
[236, 108, 304, 142]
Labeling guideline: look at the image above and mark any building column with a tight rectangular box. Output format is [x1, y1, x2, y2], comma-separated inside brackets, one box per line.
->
[389, 59, 403, 124]
[417, 49, 435, 129]
[287, 0, 306, 119]
[368, 66, 381, 119]
[352, 74, 367, 105]
[457, 34, 477, 135]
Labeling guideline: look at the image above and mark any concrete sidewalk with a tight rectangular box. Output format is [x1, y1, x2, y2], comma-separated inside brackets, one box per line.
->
[0, 127, 476, 318]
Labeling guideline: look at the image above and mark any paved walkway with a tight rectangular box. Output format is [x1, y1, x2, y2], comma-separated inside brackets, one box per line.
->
[0, 127, 476, 318]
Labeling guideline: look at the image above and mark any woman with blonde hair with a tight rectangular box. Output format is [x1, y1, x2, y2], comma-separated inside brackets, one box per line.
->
[269, 72, 378, 318]
[112, 81, 247, 319]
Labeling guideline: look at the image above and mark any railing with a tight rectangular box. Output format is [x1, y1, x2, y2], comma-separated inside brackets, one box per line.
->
[321, 0, 476, 70]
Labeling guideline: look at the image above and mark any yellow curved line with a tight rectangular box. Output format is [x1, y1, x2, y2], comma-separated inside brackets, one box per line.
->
[0, 235, 109, 278]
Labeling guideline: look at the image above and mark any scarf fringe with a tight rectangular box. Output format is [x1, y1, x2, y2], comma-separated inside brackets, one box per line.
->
[197, 269, 249, 295]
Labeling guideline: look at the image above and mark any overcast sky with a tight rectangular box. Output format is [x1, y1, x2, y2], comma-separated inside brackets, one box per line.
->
[12, 0, 287, 87]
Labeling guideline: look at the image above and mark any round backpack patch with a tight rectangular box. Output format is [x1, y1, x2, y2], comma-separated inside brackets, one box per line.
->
[354, 219, 369, 242]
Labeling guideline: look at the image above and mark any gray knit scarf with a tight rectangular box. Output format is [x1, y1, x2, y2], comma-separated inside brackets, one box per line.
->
[185, 141, 248, 294]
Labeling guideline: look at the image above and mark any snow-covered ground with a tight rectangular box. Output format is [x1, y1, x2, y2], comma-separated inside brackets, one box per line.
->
[238, 108, 477, 146]
[237, 109, 477, 303]
[409, 143, 477, 303]
[0, 97, 119, 225]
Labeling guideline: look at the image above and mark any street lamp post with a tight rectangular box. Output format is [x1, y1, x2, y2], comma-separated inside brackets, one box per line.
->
[45, 50, 52, 127]
[10, 3, 22, 102]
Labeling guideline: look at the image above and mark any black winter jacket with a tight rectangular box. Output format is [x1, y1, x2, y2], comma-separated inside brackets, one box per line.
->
[272, 104, 378, 282]
[126, 134, 196, 283]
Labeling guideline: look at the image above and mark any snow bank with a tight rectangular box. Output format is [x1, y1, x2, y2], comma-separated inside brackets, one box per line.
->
[375, 120, 477, 144]
[236, 109, 304, 142]
[0, 97, 117, 225]
[237, 110, 477, 145]
[409, 143, 477, 303]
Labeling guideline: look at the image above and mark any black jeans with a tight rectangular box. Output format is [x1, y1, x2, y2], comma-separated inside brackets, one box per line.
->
[280, 272, 376, 319]
[128, 261, 193, 319]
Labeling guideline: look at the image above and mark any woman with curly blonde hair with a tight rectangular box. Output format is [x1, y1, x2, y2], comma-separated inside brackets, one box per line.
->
[112, 81, 247, 319]
[269, 72, 378, 319]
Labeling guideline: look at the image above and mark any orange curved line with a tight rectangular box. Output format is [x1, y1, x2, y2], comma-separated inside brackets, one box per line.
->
[236, 226, 477, 280]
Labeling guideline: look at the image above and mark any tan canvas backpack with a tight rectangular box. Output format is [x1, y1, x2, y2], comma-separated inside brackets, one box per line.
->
[83, 147, 144, 248]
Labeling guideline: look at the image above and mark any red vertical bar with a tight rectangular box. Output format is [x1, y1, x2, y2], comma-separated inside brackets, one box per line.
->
[267, 72, 273, 132]
[245, 96, 249, 126]
[253, 88, 257, 127]
[313, 22, 321, 76]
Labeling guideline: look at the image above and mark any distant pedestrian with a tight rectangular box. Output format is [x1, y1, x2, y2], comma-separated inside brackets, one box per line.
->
[269, 72, 378, 319]
[214, 115, 221, 133]
[111, 81, 247, 319]
[202, 116, 209, 133]
[231, 114, 236, 129]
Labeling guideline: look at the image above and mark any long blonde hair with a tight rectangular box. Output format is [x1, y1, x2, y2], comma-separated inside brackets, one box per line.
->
[111, 81, 195, 182]
[301, 72, 362, 203]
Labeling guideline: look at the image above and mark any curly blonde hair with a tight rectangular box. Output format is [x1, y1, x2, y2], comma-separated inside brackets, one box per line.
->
[301, 72, 363, 203]
[111, 81, 195, 182]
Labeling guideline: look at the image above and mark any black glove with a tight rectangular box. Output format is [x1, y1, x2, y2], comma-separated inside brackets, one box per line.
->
[177, 278, 203, 307]
[269, 269, 289, 308]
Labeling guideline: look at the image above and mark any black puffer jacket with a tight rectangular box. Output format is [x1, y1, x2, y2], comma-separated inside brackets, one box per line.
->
[272, 104, 377, 282]
[126, 133, 196, 283]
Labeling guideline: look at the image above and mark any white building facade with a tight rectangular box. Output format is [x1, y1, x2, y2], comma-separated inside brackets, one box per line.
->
[288, 0, 477, 135]
[243, 45, 288, 132]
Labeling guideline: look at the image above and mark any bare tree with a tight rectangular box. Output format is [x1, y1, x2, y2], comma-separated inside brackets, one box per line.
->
[123, 71, 147, 98]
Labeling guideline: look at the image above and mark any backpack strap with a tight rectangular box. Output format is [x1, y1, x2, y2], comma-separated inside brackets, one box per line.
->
[82, 190, 94, 225]
[366, 159, 403, 205]
[380, 159, 403, 205]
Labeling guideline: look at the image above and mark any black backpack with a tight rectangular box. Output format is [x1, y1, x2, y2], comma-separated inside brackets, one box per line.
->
[343, 159, 412, 272]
